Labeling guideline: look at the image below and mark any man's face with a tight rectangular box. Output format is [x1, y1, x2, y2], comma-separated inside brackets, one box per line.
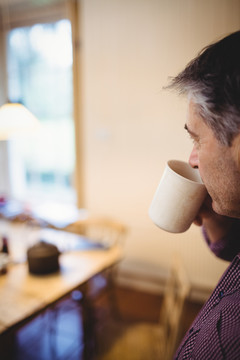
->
[186, 100, 240, 218]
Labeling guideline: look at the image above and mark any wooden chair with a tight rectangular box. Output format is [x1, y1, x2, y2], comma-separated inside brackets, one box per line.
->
[64, 216, 127, 249]
[64, 216, 127, 298]
[157, 253, 190, 359]
[97, 253, 190, 360]
[65, 216, 127, 358]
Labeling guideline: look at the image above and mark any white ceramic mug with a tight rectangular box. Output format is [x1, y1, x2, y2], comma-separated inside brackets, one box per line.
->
[148, 160, 207, 233]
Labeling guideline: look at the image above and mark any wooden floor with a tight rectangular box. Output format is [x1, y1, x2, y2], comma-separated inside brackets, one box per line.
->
[1, 285, 203, 360]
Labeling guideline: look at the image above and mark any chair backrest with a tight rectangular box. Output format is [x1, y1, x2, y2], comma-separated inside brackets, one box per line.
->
[159, 254, 190, 360]
[65, 216, 127, 248]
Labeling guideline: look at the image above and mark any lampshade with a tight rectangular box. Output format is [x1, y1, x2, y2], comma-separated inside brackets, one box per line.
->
[0, 103, 40, 140]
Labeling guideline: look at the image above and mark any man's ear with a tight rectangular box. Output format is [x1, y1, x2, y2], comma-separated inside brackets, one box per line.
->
[232, 133, 240, 169]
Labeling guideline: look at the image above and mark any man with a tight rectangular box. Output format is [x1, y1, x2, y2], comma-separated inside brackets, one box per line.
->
[168, 31, 240, 359]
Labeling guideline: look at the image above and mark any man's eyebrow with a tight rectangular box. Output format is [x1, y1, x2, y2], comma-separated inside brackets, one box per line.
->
[184, 123, 199, 139]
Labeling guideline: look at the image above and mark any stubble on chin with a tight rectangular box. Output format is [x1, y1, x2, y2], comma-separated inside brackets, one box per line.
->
[211, 192, 240, 219]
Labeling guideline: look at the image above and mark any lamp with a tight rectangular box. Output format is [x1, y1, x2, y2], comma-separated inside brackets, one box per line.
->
[0, 102, 40, 141]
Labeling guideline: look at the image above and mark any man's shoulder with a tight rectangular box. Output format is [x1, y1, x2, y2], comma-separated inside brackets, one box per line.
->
[220, 289, 240, 323]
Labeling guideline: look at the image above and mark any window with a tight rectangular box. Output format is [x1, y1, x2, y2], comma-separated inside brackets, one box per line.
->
[6, 18, 76, 205]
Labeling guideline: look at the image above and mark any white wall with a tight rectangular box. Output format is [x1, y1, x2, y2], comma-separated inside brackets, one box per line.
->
[79, 0, 240, 295]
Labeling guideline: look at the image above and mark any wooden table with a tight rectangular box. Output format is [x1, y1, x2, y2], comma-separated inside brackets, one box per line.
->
[0, 223, 123, 358]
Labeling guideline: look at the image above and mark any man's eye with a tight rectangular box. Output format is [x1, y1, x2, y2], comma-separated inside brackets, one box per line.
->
[194, 140, 201, 149]
[190, 137, 200, 149]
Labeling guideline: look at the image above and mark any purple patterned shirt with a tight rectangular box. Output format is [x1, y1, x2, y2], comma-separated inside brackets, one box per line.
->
[174, 221, 240, 360]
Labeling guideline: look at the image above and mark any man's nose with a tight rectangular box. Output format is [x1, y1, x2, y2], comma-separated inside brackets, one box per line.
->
[189, 145, 199, 169]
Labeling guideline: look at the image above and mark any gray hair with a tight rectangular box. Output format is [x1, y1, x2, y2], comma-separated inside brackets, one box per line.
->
[167, 31, 240, 146]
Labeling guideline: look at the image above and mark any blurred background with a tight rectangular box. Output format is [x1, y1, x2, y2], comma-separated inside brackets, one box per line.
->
[0, 1, 239, 354]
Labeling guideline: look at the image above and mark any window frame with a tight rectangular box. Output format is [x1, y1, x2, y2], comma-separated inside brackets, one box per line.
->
[0, 0, 83, 208]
